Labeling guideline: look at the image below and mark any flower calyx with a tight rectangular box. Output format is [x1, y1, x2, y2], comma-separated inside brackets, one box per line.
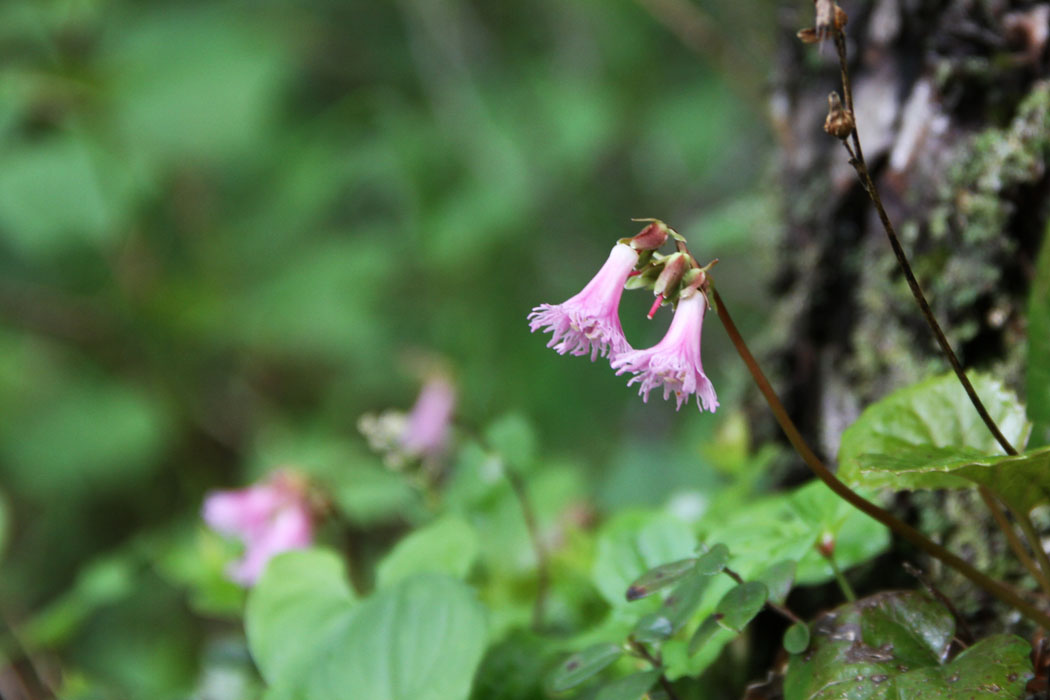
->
[625, 220, 670, 251]
[648, 253, 690, 318]
[529, 220, 719, 413]
[816, 531, 836, 559]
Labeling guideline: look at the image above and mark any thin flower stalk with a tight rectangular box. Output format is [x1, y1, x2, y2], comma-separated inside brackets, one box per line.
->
[818, 19, 1050, 590]
[708, 281, 1050, 630]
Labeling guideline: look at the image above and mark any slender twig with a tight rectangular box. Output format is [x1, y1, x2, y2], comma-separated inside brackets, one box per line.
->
[827, 24, 1050, 593]
[505, 469, 550, 631]
[830, 31, 1018, 458]
[722, 565, 804, 624]
[628, 640, 680, 700]
[708, 282, 1050, 630]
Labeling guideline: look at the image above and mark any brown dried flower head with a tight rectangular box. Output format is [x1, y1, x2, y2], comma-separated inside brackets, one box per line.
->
[823, 91, 854, 140]
[799, 0, 848, 43]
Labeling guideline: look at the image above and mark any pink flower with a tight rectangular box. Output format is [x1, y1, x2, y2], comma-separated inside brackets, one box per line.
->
[528, 243, 639, 361]
[400, 376, 456, 459]
[611, 291, 718, 412]
[202, 472, 313, 586]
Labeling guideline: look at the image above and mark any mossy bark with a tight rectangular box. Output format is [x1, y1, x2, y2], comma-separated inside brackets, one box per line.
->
[770, 0, 1050, 622]
[771, 0, 1050, 457]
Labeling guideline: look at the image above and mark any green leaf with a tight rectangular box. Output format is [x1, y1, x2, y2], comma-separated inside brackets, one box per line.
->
[631, 613, 674, 644]
[248, 550, 488, 700]
[695, 543, 729, 575]
[0, 133, 142, 258]
[232, 240, 393, 364]
[629, 567, 713, 644]
[0, 378, 171, 499]
[1028, 222, 1050, 445]
[660, 572, 710, 631]
[246, 549, 360, 686]
[313, 576, 487, 700]
[783, 622, 810, 654]
[687, 615, 723, 656]
[756, 560, 797, 606]
[714, 581, 768, 633]
[548, 643, 624, 693]
[154, 526, 245, 617]
[376, 515, 479, 588]
[595, 670, 662, 700]
[104, 9, 287, 163]
[703, 481, 888, 587]
[625, 558, 697, 601]
[857, 444, 1050, 513]
[483, 413, 537, 472]
[783, 591, 956, 700]
[838, 371, 1030, 487]
[592, 512, 696, 608]
[893, 634, 1032, 699]
[22, 554, 138, 649]
[469, 631, 551, 700]
[332, 462, 423, 526]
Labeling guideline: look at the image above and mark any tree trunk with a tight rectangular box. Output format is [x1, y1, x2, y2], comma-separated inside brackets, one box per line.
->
[769, 0, 1050, 616]
[772, 0, 1050, 461]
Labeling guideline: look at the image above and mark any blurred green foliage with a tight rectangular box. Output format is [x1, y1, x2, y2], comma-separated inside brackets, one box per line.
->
[0, 0, 786, 696]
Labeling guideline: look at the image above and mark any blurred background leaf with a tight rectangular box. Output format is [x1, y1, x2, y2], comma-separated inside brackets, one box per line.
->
[0, 0, 779, 695]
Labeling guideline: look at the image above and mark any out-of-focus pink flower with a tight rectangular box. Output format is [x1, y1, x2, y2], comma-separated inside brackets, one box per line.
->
[528, 243, 639, 361]
[202, 472, 313, 586]
[611, 290, 718, 412]
[400, 376, 456, 459]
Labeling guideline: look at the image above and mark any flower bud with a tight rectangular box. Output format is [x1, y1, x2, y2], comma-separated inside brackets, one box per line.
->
[629, 221, 670, 251]
[823, 91, 854, 140]
[816, 532, 835, 558]
[653, 253, 690, 298]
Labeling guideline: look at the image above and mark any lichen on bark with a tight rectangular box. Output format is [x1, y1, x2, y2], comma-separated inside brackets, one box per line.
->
[770, 0, 1050, 627]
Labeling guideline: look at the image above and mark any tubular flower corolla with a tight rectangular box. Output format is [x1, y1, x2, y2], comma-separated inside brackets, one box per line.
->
[611, 290, 718, 412]
[528, 243, 638, 361]
[202, 472, 313, 585]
